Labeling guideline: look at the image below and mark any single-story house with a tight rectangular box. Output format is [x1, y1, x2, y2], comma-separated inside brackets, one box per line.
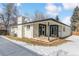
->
[10, 16, 71, 41]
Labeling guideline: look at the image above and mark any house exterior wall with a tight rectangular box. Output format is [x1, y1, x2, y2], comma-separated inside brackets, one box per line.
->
[17, 25, 23, 38]
[58, 25, 71, 38]
[17, 16, 23, 38]
[33, 20, 71, 38]
[10, 26, 17, 36]
[33, 23, 39, 37]
[10, 16, 34, 38]
[33, 20, 57, 37]
[10, 17, 71, 39]
[23, 24, 33, 38]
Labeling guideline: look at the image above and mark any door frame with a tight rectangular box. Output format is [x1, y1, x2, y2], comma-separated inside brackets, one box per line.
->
[50, 25, 59, 37]
[39, 24, 46, 36]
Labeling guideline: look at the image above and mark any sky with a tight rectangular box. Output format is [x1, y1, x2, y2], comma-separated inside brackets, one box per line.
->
[1, 3, 79, 25]
[16, 3, 79, 25]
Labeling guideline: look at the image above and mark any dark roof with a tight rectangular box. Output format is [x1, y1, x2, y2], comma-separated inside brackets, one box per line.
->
[23, 18, 70, 27]
[10, 18, 70, 27]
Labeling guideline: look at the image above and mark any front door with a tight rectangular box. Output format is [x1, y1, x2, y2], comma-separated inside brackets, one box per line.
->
[50, 25, 58, 37]
[39, 24, 46, 36]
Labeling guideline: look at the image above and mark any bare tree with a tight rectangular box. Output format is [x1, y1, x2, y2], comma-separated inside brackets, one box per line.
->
[34, 11, 48, 21]
[0, 3, 18, 35]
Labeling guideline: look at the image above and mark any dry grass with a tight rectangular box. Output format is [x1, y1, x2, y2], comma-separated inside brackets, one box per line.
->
[6, 36, 71, 46]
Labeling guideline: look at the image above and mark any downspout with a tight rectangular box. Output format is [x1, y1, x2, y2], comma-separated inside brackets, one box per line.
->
[22, 25, 23, 38]
[22, 18, 24, 38]
[60, 26, 62, 38]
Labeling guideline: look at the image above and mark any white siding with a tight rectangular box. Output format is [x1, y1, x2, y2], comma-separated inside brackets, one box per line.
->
[10, 26, 17, 36]
[17, 25, 23, 38]
[33, 23, 39, 37]
[10, 18, 71, 39]
[24, 24, 33, 38]
[17, 16, 23, 38]
[33, 20, 71, 38]
[59, 25, 71, 38]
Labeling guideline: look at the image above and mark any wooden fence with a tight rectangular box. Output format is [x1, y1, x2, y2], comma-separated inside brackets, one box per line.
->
[72, 32, 79, 35]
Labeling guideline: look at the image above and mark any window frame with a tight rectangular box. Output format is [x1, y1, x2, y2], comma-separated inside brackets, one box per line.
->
[27, 25, 30, 30]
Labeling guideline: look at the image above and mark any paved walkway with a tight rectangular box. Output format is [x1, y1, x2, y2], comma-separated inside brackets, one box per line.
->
[0, 36, 41, 56]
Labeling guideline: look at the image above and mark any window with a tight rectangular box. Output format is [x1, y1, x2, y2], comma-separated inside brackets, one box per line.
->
[27, 25, 30, 29]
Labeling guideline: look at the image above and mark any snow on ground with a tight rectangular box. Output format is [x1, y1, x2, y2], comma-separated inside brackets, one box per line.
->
[1, 35, 79, 56]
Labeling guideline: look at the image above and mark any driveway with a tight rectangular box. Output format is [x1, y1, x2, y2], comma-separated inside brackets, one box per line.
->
[0, 36, 41, 56]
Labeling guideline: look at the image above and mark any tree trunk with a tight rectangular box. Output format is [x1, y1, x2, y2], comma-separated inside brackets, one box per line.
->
[4, 25, 9, 35]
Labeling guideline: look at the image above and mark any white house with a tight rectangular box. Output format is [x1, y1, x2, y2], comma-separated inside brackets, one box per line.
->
[10, 16, 71, 40]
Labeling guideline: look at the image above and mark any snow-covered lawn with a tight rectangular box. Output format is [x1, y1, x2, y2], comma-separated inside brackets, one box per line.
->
[2, 35, 79, 56]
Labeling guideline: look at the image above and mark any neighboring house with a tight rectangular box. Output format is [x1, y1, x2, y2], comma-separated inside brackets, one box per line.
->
[10, 16, 71, 40]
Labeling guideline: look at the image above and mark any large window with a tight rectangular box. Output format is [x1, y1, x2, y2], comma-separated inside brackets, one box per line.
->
[39, 24, 46, 36]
